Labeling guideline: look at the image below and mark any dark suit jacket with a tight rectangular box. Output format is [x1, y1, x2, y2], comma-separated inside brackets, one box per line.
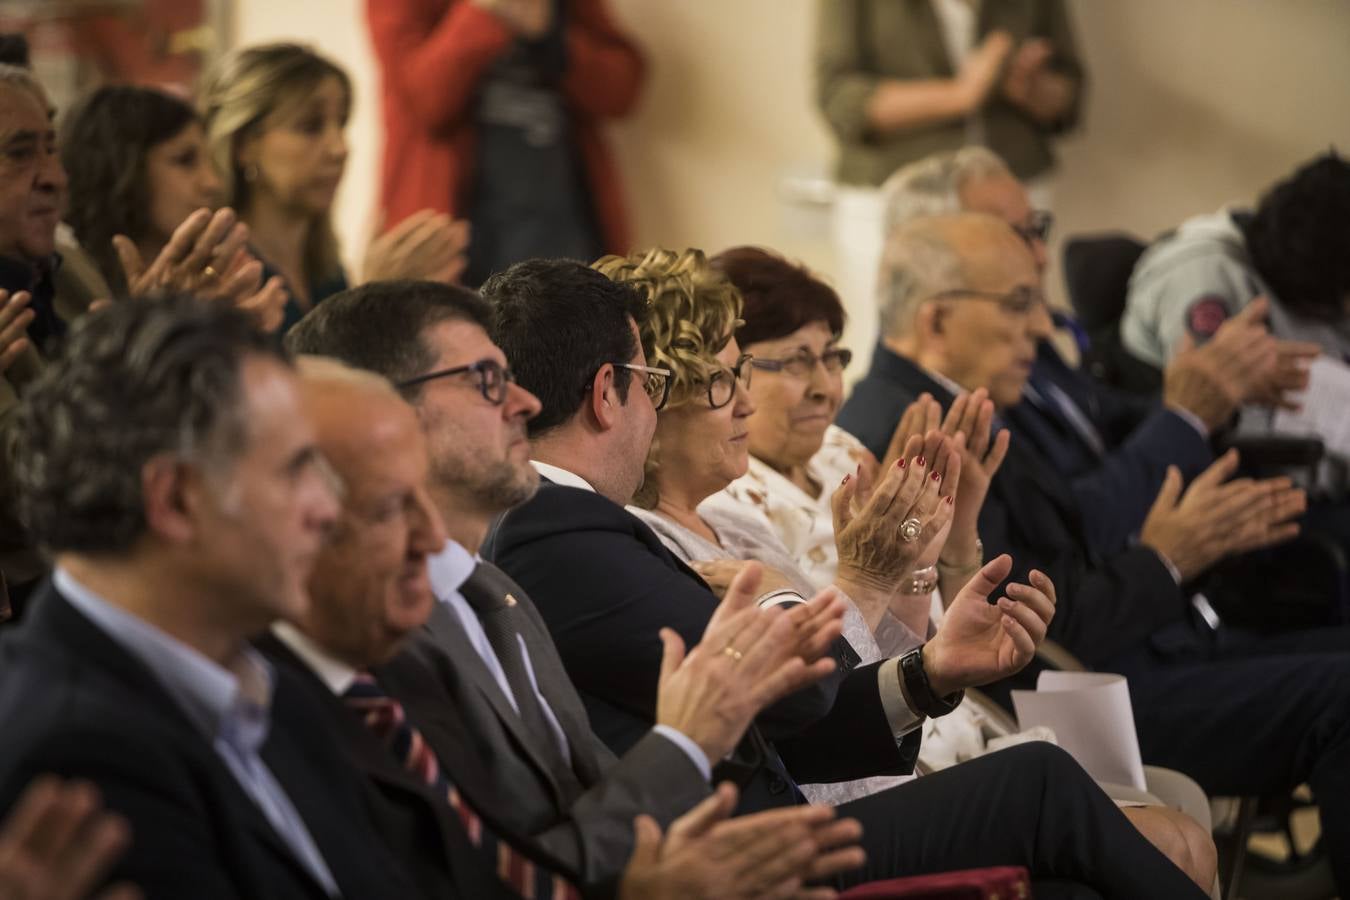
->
[482, 479, 919, 815]
[1005, 342, 1214, 555]
[0, 585, 423, 900]
[836, 345, 1186, 670]
[256, 634, 527, 900]
[375, 563, 707, 887]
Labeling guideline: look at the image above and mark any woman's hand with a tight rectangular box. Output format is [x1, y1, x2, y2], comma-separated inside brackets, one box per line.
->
[831, 434, 958, 628]
[361, 210, 470, 286]
[689, 560, 798, 601]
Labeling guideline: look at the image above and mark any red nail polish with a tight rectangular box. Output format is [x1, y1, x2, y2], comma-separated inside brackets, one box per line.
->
[945, 495, 954, 505]
[931, 470, 941, 482]
[917, 456, 926, 467]
[896, 458, 906, 468]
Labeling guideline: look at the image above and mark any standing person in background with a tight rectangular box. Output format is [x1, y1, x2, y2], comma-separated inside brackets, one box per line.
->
[815, 0, 1084, 372]
[366, 0, 645, 286]
[201, 42, 470, 333]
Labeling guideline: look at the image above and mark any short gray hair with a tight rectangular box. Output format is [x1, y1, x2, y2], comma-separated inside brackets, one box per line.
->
[876, 217, 968, 339]
[0, 63, 45, 105]
[11, 295, 286, 555]
[881, 147, 1013, 234]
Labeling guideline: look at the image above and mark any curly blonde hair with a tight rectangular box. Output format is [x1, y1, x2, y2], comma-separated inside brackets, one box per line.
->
[593, 247, 744, 508]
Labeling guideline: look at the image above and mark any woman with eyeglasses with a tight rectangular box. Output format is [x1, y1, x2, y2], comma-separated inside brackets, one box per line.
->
[595, 248, 967, 804]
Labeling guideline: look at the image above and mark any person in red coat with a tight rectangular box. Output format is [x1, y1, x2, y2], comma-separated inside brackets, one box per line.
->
[366, 0, 645, 285]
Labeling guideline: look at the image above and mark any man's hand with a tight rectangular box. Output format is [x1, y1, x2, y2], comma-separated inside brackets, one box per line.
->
[1140, 452, 1306, 582]
[923, 556, 1057, 697]
[938, 388, 1010, 566]
[0, 776, 141, 900]
[361, 210, 470, 286]
[618, 783, 865, 900]
[688, 560, 798, 601]
[0, 290, 34, 373]
[114, 208, 289, 332]
[655, 564, 843, 762]
[472, 0, 552, 38]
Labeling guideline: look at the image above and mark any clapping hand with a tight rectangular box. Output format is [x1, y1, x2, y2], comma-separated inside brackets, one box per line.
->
[923, 555, 1058, 696]
[620, 783, 864, 900]
[361, 210, 470, 286]
[0, 290, 34, 373]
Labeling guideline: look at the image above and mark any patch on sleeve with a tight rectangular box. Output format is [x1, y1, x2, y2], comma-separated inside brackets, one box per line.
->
[1185, 295, 1232, 339]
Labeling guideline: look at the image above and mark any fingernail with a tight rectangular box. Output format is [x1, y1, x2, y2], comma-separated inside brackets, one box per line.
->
[841, 473, 851, 485]
[945, 495, 954, 505]
[896, 458, 906, 469]
[917, 456, 926, 467]
[931, 470, 941, 482]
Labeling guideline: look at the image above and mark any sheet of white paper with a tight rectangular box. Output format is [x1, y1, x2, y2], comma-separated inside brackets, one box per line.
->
[1272, 355, 1350, 458]
[1011, 671, 1146, 790]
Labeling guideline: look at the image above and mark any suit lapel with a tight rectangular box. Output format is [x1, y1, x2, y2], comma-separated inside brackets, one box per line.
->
[421, 599, 572, 805]
[35, 590, 334, 898]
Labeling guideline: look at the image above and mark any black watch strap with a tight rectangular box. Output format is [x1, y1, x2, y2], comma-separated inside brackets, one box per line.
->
[900, 646, 964, 718]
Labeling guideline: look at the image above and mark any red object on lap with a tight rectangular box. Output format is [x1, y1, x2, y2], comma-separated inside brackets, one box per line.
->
[840, 867, 1032, 899]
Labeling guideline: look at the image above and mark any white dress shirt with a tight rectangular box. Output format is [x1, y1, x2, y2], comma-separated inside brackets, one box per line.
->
[434, 529, 711, 781]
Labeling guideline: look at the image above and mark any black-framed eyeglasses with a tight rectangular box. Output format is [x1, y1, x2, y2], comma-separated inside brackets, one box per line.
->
[397, 359, 517, 404]
[703, 353, 753, 410]
[1013, 209, 1053, 247]
[928, 285, 1045, 315]
[615, 363, 673, 411]
[752, 347, 853, 379]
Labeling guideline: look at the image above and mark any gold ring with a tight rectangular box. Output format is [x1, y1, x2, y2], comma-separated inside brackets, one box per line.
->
[722, 646, 743, 662]
[202, 264, 219, 280]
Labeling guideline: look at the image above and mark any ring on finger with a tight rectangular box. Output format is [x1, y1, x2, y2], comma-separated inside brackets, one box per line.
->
[900, 517, 923, 543]
[722, 645, 743, 662]
[202, 264, 219, 280]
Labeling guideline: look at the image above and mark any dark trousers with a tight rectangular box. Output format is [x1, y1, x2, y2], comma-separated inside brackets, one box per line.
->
[826, 742, 1205, 899]
[1103, 623, 1350, 893]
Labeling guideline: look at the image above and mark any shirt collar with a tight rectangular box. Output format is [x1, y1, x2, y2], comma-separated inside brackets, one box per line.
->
[530, 460, 596, 492]
[427, 538, 478, 602]
[54, 566, 275, 750]
[270, 621, 358, 696]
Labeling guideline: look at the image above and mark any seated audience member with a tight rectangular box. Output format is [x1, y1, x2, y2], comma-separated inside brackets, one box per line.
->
[0, 296, 426, 897]
[284, 280, 852, 888]
[365, 0, 645, 286]
[59, 85, 284, 329]
[200, 42, 470, 332]
[481, 257, 1208, 897]
[598, 247, 954, 660]
[835, 212, 1350, 894]
[263, 356, 865, 899]
[0, 65, 288, 618]
[0, 776, 138, 899]
[880, 147, 1296, 554]
[1122, 152, 1350, 402]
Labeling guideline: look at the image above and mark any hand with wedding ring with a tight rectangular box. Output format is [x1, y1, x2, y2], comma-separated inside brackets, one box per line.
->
[829, 432, 959, 630]
[114, 207, 289, 332]
[655, 563, 846, 763]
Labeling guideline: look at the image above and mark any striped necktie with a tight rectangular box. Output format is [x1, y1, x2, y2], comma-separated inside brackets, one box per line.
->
[343, 672, 582, 900]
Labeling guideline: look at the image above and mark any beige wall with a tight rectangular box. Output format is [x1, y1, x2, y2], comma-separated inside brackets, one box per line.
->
[233, 0, 1350, 301]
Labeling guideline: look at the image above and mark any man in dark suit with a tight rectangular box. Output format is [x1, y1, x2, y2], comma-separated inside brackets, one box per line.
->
[0, 296, 423, 898]
[474, 257, 1208, 898]
[283, 282, 866, 894]
[264, 354, 868, 900]
[835, 212, 1350, 893]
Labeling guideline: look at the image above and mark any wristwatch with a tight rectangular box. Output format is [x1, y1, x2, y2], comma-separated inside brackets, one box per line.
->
[899, 646, 964, 718]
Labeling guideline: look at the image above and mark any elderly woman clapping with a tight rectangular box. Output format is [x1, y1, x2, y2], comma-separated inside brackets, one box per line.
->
[595, 247, 977, 654]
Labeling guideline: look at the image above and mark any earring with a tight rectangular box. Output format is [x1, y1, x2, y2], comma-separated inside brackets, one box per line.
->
[244, 164, 259, 183]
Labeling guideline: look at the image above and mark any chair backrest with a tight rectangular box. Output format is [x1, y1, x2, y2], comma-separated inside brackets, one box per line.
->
[1062, 233, 1165, 395]
[1062, 233, 1147, 331]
